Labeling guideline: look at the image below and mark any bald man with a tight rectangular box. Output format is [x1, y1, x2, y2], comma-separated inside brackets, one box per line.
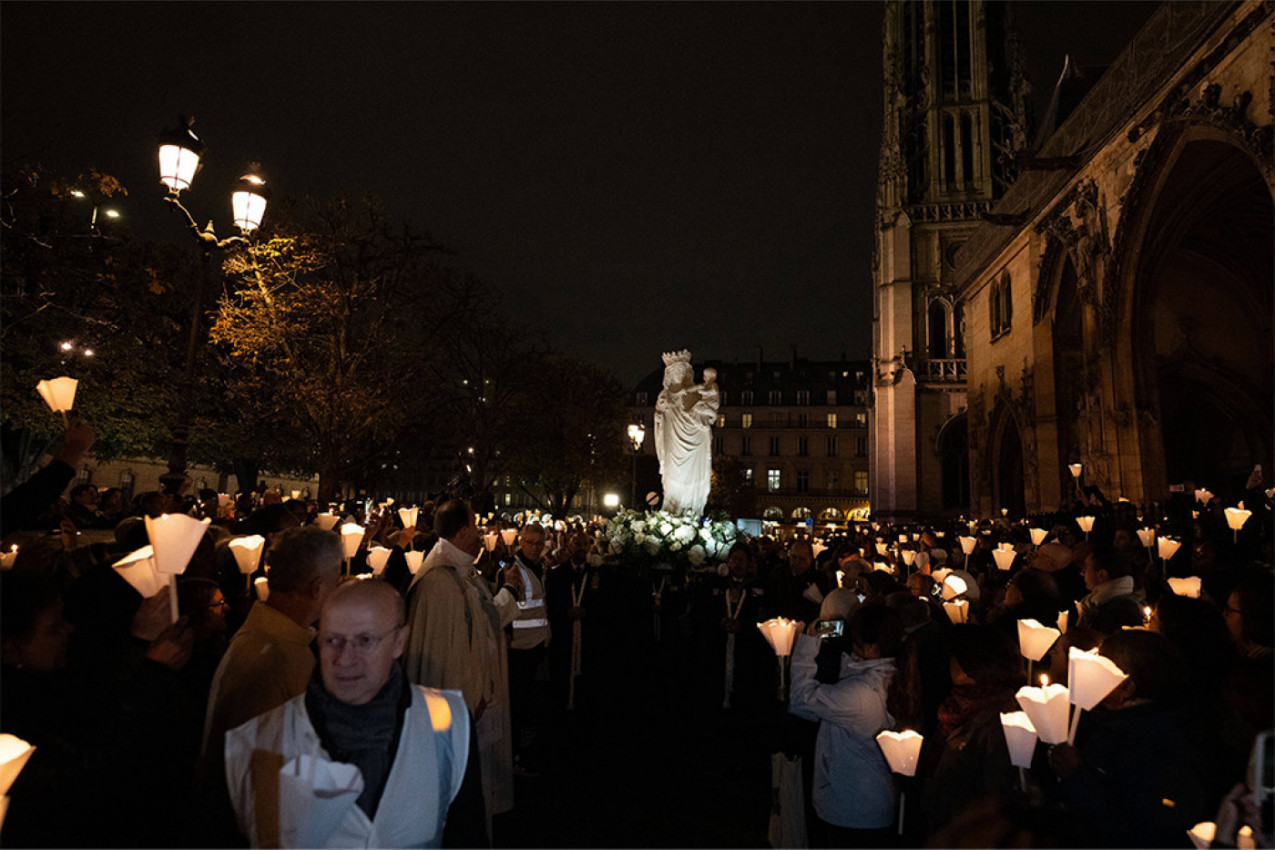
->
[225, 580, 486, 848]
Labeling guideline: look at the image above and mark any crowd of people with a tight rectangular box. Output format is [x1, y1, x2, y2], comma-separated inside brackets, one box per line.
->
[0, 419, 1271, 848]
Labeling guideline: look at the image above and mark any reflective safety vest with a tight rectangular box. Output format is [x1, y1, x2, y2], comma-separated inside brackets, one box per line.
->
[509, 556, 550, 649]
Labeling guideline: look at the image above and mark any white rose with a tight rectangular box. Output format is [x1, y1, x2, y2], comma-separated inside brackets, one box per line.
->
[644, 539, 661, 556]
[609, 539, 623, 555]
[632, 521, 645, 533]
[674, 525, 696, 545]
[670, 541, 683, 552]
[634, 533, 646, 545]
[688, 544, 706, 566]
[660, 522, 673, 536]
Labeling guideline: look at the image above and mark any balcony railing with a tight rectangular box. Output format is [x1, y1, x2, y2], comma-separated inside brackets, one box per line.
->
[923, 358, 967, 382]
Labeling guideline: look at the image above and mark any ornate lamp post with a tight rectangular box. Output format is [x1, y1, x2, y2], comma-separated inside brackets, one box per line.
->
[156, 116, 270, 495]
[627, 422, 645, 508]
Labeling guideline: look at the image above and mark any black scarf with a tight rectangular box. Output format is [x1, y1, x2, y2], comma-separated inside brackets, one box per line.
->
[305, 663, 410, 820]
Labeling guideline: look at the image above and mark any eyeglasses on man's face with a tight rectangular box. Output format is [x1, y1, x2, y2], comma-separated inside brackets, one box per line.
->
[319, 625, 402, 653]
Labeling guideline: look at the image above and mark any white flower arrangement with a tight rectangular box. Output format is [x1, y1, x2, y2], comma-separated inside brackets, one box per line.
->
[599, 509, 738, 571]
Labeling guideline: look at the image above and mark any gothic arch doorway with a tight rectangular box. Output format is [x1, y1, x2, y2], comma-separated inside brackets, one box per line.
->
[990, 404, 1026, 518]
[1128, 136, 1274, 499]
[936, 413, 969, 511]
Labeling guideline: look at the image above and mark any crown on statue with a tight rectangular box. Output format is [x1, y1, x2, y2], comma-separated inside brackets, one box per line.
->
[662, 349, 692, 366]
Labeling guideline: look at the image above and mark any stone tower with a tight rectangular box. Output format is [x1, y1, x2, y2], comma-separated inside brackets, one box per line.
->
[869, 0, 1031, 519]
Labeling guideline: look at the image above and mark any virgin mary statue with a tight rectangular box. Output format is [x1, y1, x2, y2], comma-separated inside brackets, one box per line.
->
[654, 350, 719, 517]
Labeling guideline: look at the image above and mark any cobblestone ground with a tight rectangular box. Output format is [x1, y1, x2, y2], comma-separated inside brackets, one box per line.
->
[493, 574, 778, 848]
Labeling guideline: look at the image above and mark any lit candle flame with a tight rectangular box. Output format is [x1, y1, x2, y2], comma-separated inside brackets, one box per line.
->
[1040, 673, 1049, 687]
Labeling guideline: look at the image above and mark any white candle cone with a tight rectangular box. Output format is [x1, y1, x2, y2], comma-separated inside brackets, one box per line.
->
[898, 534, 908, 543]
[314, 513, 339, 531]
[1194, 489, 1213, 506]
[144, 514, 208, 575]
[1000, 711, 1039, 768]
[941, 574, 968, 601]
[1, 546, 17, 570]
[35, 376, 78, 413]
[1017, 619, 1061, 661]
[228, 535, 266, 575]
[398, 507, 419, 531]
[1029, 528, 1048, 546]
[943, 600, 968, 624]
[483, 532, 498, 553]
[902, 550, 916, 566]
[811, 542, 826, 559]
[1187, 822, 1215, 850]
[1057, 609, 1069, 634]
[1224, 507, 1251, 542]
[958, 536, 976, 555]
[1157, 536, 1181, 561]
[873, 562, 894, 573]
[875, 730, 924, 777]
[757, 619, 799, 657]
[875, 541, 888, 556]
[836, 570, 845, 588]
[1068, 463, 1082, 479]
[500, 528, 517, 547]
[1076, 516, 1095, 536]
[405, 551, 426, 575]
[366, 546, 392, 576]
[1015, 684, 1071, 744]
[254, 576, 270, 602]
[1167, 576, 1202, 598]
[931, 568, 952, 584]
[0, 735, 36, 796]
[992, 549, 1016, 571]
[1068, 647, 1128, 711]
[1136, 528, 1156, 549]
[112, 546, 167, 597]
[340, 523, 364, 560]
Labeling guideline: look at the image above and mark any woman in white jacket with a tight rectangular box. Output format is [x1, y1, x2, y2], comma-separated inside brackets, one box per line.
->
[789, 603, 906, 848]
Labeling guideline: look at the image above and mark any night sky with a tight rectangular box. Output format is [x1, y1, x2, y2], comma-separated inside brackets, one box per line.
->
[2, 2, 1155, 386]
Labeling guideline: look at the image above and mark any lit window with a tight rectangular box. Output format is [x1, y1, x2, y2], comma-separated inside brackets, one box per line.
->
[827, 413, 838, 428]
[717, 415, 726, 428]
[768, 469, 782, 492]
[855, 470, 869, 494]
[742, 413, 753, 429]
[742, 468, 754, 486]
[856, 413, 867, 427]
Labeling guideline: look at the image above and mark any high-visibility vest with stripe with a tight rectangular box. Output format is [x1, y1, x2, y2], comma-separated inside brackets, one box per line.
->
[509, 556, 550, 649]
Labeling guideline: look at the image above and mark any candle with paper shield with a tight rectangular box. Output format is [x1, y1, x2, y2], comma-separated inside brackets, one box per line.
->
[875, 541, 888, 556]
[1029, 527, 1048, 547]
[314, 512, 339, 532]
[758, 618, 800, 699]
[398, 506, 419, 532]
[1057, 609, 1069, 634]
[1069, 463, 1082, 479]
[876, 729, 924, 836]
[999, 711, 1039, 790]
[902, 550, 915, 567]
[483, 532, 498, 553]
[1015, 682, 1070, 744]
[958, 536, 976, 555]
[1066, 647, 1129, 743]
[1157, 536, 1181, 562]
[1224, 506, 1251, 543]
[1194, 488, 1214, 506]
[339, 522, 364, 569]
[112, 546, 167, 597]
[405, 551, 425, 575]
[228, 535, 266, 575]
[366, 546, 391, 576]
[811, 541, 826, 559]
[1166, 576, 1202, 598]
[500, 528, 517, 547]
[254, 576, 270, 601]
[0, 545, 17, 570]
[0, 733, 36, 830]
[145, 514, 210, 623]
[1076, 515, 1095, 540]
[940, 574, 967, 601]
[36, 376, 78, 426]
[992, 548, 1016, 571]
[1017, 618, 1060, 682]
[943, 599, 968, 624]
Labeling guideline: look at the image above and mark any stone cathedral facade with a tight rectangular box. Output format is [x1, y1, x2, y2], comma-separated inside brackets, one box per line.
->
[870, 0, 1274, 519]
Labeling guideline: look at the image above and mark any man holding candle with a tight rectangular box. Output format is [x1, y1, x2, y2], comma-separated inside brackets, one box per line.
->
[1076, 548, 1143, 635]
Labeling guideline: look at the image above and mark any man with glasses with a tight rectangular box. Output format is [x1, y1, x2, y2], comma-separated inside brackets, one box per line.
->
[226, 579, 485, 848]
[504, 523, 550, 776]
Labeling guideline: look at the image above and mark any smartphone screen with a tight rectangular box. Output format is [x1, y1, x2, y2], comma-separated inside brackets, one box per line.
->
[814, 619, 843, 640]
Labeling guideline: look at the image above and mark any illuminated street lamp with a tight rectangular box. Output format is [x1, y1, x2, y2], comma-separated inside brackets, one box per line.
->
[627, 422, 646, 508]
[156, 115, 271, 495]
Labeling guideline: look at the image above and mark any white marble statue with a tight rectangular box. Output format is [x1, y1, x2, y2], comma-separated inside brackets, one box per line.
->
[654, 350, 719, 518]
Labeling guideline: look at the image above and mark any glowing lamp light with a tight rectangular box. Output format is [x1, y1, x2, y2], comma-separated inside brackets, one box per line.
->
[1015, 683, 1070, 744]
[1224, 506, 1251, 542]
[875, 730, 923, 777]
[603, 493, 620, 509]
[339, 522, 364, 560]
[1068, 463, 1083, 479]
[228, 535, 266, 575]
[898, 534, 908, 543]
[405, 551, 425, 575]
[36, 376, 78, 414]
[500, 528, 517, 547]
[943, 599, 969, 624]
[1157, 536, 1182, 561]
[483, 532, 498, 553]
[157, 118, 204, 193]
[1001, 508, 1009, 517]
[993, 548, 1016, 571]
[231, 171, 270, 232]
[254, 576, 270, 602]
[1076, 516, 1095, 539]
[398, 507, 419, 530]
[1017, 619, 1061, 661]
[627, 422, 646, 449]
[0, 733, 36, 828]
[0, 545, 17, 571]
[1137, 528, 1156, 549]
[1167, 576, 1202, 598]
[1194, 488, 1214, 506]
[1029, 527, 1048, 546]
[902, 550, 916, 566]
[958, 536, 976, 555]
[757, 618, 799, 657]
[1000, 711, 1039, 768]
